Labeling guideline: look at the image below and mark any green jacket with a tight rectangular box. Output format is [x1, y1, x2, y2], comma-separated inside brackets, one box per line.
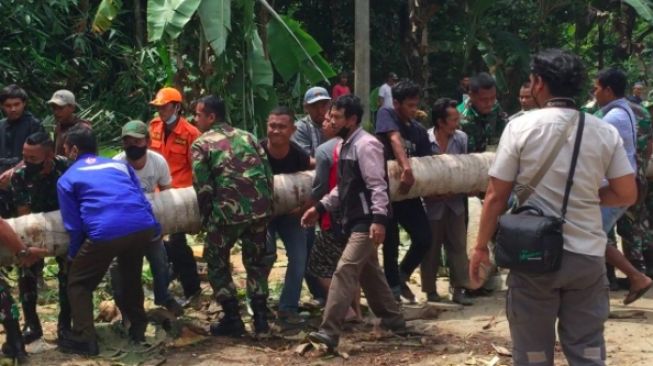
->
[191, 123, 273, 230]
[458, 100, 507, 153]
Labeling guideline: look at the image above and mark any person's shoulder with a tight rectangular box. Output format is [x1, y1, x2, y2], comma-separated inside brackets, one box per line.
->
[453, 129, 468, 140]
[290, 140, 309, 157]
[180, 117, 200, 135]
[147, 149, 168, 163]
[113, 151, 126, 161]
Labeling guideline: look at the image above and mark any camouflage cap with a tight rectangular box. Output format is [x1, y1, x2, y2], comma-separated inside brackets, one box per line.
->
[122, 120, 148, 138]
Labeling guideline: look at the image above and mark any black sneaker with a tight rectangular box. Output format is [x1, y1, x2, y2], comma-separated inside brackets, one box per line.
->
[400, 282, 416, 304]
[209, 316, 245, 337]
[164, 298, 184, 317]
[451, 288, 473, 306]
[307, 330, 338, 351]
[425, 291, 440, 302]
[57, 331, 99, 356]
[22, 323, 43, 344]
[1, 342, 27, 364]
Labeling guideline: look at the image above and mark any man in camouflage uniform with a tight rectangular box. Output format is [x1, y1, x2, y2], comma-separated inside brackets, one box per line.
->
[458, 72, 508, 153]
[642, 101, 653, 275]
[191, 95, 275, 336]
[9, 132, 71, 342]
[0, 219, 44, 363]
[614, 102, 653, 272]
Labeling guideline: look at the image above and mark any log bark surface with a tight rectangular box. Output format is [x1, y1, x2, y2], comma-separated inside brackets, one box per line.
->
[3, 151, 649, 262]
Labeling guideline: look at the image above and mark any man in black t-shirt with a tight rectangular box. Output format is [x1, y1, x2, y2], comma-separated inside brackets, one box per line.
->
[375, 80, 433, 303]
[262, 106, 313, 327]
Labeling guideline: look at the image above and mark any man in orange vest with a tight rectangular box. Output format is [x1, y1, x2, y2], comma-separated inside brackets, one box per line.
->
[148, 87, 201, 303]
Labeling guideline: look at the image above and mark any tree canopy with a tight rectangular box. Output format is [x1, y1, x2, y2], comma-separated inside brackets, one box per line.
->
[3, 0, 653, 144]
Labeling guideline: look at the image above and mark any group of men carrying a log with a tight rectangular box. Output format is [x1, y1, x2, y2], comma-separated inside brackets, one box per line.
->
[0, 47, 651, 366]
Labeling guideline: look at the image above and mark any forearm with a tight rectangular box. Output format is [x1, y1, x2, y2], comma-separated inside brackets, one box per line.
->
[474, 193, 508, 250]
[389, 137, 411, 171]
[0, 219, 26, 254]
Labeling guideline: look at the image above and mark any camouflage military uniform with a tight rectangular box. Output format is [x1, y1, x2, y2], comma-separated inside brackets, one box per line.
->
[458, 100, 508, 153]
[9, 155, 71, 336]
[597, 105, 653, 270]
[617, 104, 652, 269]
[191, 122, 275, 303]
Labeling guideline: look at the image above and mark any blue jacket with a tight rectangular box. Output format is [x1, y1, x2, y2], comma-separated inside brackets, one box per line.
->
[57, 154, 160, 258]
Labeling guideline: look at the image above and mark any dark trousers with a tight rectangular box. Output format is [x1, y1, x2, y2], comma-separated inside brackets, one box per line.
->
[305, 227, 327, 301]
[383, 198, 433, 289]
[67, 228, 154, 341]
[19, 256, 71, 330]
[165, 232, 200, 298]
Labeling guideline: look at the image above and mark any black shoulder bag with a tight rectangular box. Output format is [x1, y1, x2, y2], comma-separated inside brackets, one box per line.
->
[494, 112, 585, 274]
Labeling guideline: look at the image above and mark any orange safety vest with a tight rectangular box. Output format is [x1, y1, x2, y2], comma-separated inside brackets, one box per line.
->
[148, 116, 200, 188]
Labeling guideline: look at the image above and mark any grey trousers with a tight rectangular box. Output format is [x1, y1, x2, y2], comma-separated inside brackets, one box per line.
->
[507, 250, 609, 366]
[321, 232, 404, 337]
[420, 210, 469, 292]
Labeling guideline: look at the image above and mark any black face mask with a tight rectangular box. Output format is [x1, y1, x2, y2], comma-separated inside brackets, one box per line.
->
[336, 125, 351, 140]
[125, 145, 147, 160]
[24, 161, 45, 175]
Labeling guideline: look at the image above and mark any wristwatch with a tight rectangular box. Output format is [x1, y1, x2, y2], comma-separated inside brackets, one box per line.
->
[16, 248, 29, 259]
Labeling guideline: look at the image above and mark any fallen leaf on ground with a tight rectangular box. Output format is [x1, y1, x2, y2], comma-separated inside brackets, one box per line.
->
[491, 343, 512, 357]
[295, 342, 313, 356]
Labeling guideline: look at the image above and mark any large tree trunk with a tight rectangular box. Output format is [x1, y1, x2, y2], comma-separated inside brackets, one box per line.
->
[3, 151, 648, 263]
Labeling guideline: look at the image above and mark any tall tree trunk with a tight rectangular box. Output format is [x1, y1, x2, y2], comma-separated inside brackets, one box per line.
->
[401, 1, 437, 101]
[354, 0, 371, 125]
[134, 0, 145, 48]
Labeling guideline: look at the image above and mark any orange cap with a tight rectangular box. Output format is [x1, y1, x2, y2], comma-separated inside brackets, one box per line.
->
[149, 87, 183, 106]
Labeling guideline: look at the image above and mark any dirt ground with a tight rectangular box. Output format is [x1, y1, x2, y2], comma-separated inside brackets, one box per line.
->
[10, 199, 653, 365]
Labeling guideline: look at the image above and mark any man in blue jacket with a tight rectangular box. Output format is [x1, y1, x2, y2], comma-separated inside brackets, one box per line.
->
[56, 126, 159, 355]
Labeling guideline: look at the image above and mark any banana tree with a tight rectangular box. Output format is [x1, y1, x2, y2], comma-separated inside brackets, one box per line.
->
[91, 0, 335, 135]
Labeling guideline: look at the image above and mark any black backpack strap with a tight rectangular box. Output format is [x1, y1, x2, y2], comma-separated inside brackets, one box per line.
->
[561, 112, 585, 220]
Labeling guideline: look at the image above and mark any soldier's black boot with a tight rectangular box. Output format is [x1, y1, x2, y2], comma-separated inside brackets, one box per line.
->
[250, 297, 270, 335]
[20, 296, 43, 344]
[210, 298, 245, 337]
[2, 317, 27, 364]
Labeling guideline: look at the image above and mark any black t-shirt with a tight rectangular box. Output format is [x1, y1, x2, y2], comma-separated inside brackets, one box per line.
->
[260, 139, 311, 174]
[374, 107, 431, 161]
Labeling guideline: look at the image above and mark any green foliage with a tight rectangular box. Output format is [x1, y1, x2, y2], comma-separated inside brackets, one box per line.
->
[147, 0, 202, 42]
[198, 0, 231, 55]
[92, 0, 122, 34]
[267, 15, 336, 84]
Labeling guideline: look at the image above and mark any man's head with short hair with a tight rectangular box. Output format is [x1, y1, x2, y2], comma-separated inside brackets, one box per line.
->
[529, 49, 586, 106]
[431, 98, 461, 136]
[469, 72, 497, 115]
[339, 73, 349, 85]
[194, 95, 226, 132]
[387, 72, 399, 86]
[0, 84, 28, 121]
[23, 132, 55, 175]
[392, 79, 421, 122]
[303, 87, 331, 126]
[48, 90, 78, 124]
[519, 80, 536, 111]
[330, 95, 363, 139]
[64, 126, 97, 160]
[121, 120, 149, 161]
[633, 82, 644, 98]
[267, 106, 296, 148]
[594, 68, 627, 107]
